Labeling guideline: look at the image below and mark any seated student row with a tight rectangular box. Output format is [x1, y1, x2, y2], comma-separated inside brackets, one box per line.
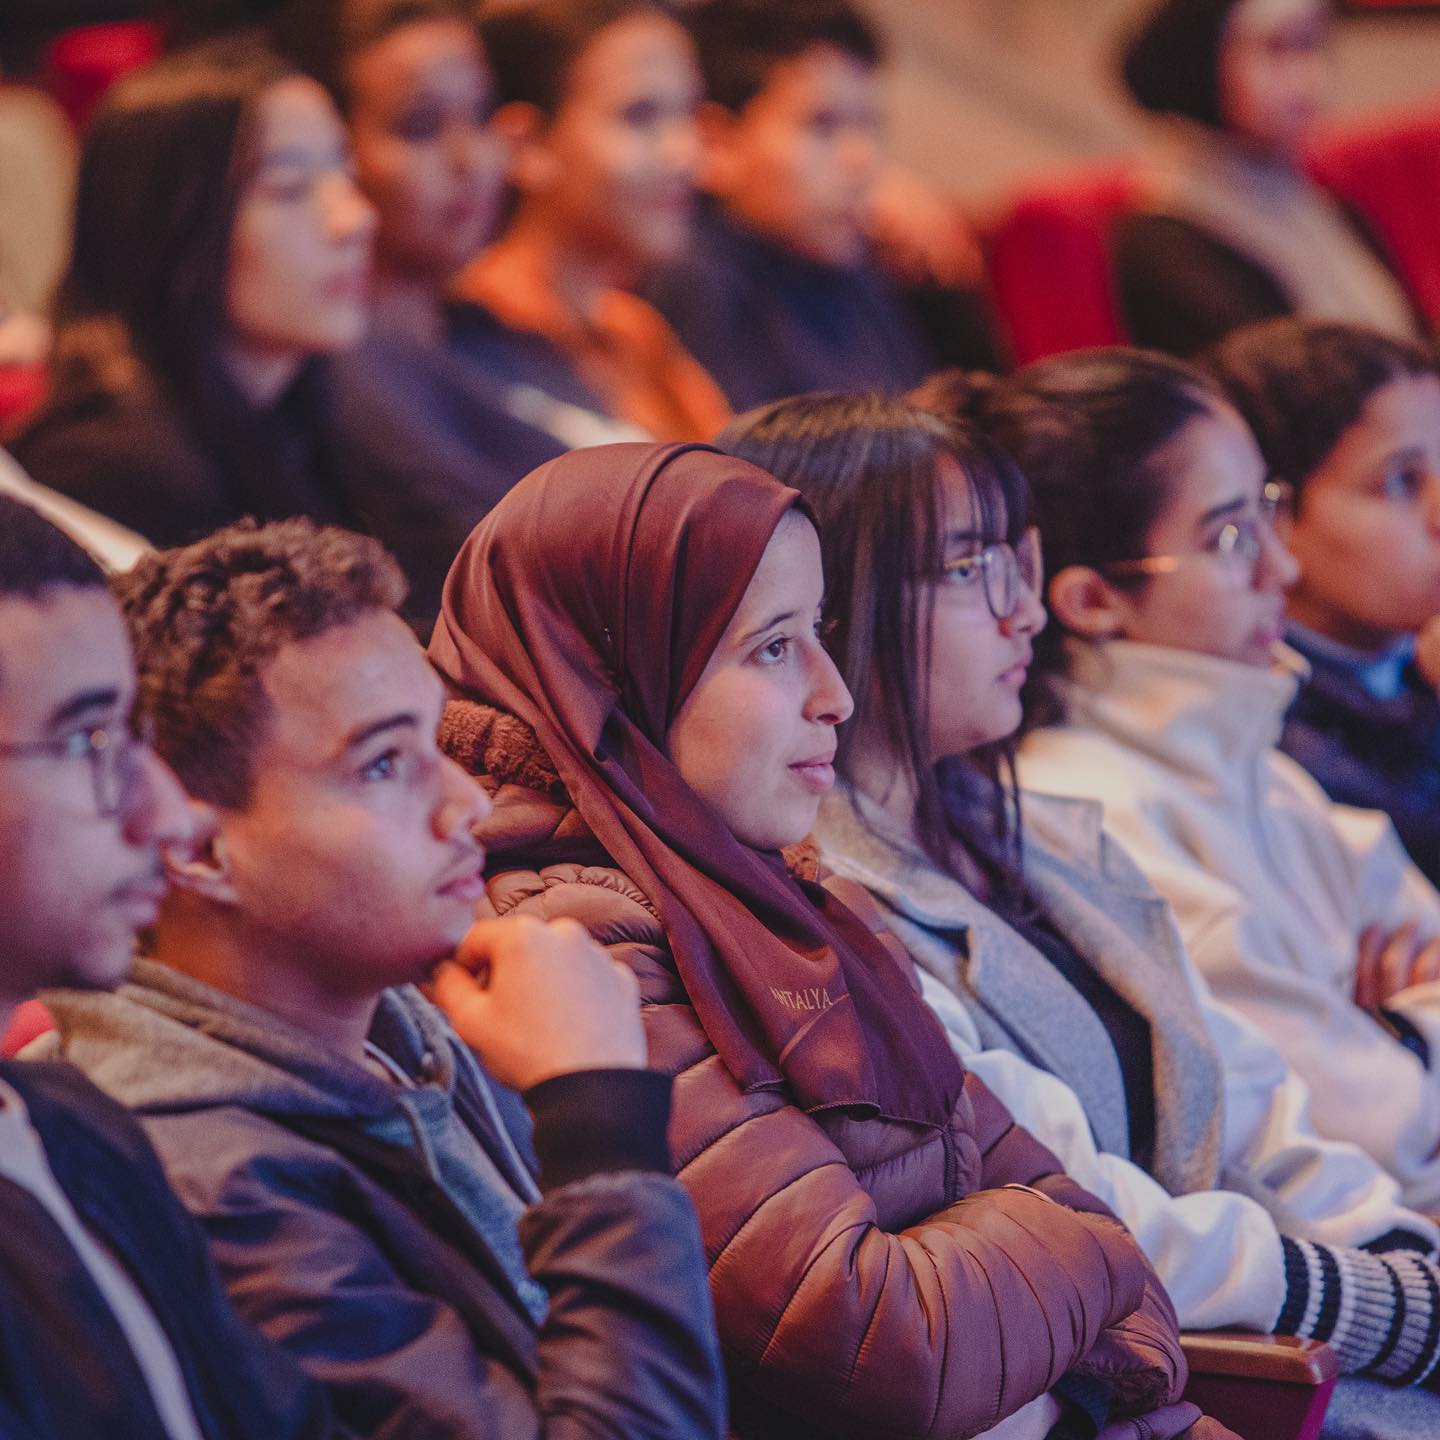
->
[9, 333, 1440, 1438]
[6, 493, 1231, 1436]
[13, 0, 976, 635]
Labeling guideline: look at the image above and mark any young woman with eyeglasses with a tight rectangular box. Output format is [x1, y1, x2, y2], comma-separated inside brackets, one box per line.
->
[951, 347, 1440, 1219]
[720, 389, 1440, 1434]
[427, 435, 1241, 1440]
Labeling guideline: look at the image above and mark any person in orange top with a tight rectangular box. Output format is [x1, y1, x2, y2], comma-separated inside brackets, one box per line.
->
[451, 0, 730, 443]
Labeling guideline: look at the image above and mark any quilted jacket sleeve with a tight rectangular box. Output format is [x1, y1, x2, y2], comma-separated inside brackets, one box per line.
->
[487, 861, 1186, 1440]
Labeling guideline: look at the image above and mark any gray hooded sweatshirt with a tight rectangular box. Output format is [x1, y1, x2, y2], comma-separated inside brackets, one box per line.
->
[37, 961, 547, 1316]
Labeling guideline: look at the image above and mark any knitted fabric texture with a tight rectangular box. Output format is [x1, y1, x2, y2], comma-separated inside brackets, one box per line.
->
[1280, 1237, 1440, 1386]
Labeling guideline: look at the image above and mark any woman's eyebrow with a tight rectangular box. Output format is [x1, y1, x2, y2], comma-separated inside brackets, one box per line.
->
[45, 686, 121, 734]
[738, 608, 801, 645]
[259, 140, 349, 170]
[1196, 496, 1248, 529]
[1372, 444, 1427, 471]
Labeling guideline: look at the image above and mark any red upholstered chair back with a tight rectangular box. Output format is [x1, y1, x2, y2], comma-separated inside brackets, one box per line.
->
[45, 20, 164, 130]
[1309, 105, 1440, 329]
[985, 164, 1141, 365]
[0, 364, 47, 441]
[1, 1000, 54, 1059]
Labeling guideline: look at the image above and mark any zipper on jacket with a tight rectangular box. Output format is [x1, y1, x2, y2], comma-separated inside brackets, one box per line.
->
[940, 1123, 960, 1205]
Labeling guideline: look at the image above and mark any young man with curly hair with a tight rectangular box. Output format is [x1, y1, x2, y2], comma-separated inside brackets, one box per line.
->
[34, 516, 725, 1440]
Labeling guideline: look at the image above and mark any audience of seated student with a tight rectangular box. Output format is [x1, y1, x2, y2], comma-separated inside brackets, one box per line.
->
[451, 0, 729, 442]
[268, 0, 567, 625]
[721, 389, 1440, 1434]
[0, 496, 356, 1439]
[1202, 319, 1440, 887]
[34, 516, 727, 1438]
[962, 346, 1440, 1216]
[11, 37, 495, 632]
[426, 441, 1242, 1440]
[1113, 0, 1424, 357]
[641, 0, 937, 411]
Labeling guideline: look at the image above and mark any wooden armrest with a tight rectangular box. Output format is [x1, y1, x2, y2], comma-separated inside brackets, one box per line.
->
[1181, 1331, 1339, 1385]
[1181, 1332, 1338, 1440]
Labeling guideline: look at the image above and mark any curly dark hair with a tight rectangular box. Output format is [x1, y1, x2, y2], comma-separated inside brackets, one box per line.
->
[112, 518, 407, 809]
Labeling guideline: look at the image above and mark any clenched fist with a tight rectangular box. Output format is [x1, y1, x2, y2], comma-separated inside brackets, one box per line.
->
[433, 914, 647, 1092]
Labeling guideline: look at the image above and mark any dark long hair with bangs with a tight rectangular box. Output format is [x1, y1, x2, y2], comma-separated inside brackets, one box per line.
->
[717, 391, 1031, 911]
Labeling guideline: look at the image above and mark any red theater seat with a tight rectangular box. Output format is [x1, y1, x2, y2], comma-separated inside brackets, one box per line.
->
[984, 108, 1440, 367]
[1310, 105, 1440, 329]
[985, 164, 1140, 365]
[0, 363, 47, 439]
[1, 1000, 54, 1058]
[45, 20, 163, 130]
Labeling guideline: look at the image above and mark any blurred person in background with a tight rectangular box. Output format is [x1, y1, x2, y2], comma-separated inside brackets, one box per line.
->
[452, 0, 729, 441]
[12, 40, 376, 551]
[11, 36, 494, 632]
[644, 0, 934, 411]
[272, 0, 568, 626]
[1114, 0, 1424, 356]
[0, 80, 72, 372]
[1205, 320, 1440, 886]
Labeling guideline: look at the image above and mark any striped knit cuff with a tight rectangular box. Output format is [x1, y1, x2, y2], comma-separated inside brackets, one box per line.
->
[1278, 1237, 1440, 1386]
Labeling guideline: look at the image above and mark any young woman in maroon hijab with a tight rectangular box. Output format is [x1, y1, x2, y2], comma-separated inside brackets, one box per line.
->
[428, 440, 1227, 1440]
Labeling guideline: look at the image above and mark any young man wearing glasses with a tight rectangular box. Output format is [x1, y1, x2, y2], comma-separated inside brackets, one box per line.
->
[0, 494, 357, 1437]
[34, 517, 726, 1439]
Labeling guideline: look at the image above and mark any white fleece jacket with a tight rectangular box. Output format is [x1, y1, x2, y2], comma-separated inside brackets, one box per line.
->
[816, 783, 1437, 1333]
[1019, 639, 1440, 1210]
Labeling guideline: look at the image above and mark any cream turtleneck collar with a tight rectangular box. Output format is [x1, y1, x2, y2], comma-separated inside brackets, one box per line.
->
[1055, 639, 1309, 788]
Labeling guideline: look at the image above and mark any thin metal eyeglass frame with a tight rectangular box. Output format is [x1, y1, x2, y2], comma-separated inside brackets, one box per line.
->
[1101, 480, 1293, 579]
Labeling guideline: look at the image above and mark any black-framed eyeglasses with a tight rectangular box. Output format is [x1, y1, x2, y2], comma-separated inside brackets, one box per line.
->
[1102, 480, 1293, 580]
[0, 716, 154, 818]
[938, 526, 1044, 621]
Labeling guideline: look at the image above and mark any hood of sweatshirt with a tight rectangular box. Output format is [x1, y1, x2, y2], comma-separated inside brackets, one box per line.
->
[38, 958, 548, 1319]
[40, 958, 470, 1127]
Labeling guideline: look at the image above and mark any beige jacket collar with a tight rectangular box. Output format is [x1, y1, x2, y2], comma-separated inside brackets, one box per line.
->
[1059, 640, 1308, 792]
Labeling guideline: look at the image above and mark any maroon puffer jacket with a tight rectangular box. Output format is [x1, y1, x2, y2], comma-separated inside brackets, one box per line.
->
[447, 702, 1194, 1440]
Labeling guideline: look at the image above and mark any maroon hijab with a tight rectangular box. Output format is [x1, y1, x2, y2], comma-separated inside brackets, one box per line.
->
[430, 442, 963, 1127]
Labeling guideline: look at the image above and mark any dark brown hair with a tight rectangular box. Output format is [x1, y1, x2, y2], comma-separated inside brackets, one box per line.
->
[1119, 0, 1334, 131]
[52, 36, 293, 396]
[0, 496, 106, 601]
[270, 0, 474, 110]
[477, 0, 671, 113]
[718, 391, 1028, 905]
[1202, 318, 1438, 508]
[114, 519, 406, 809]
[1119, 0, 1244, 130]
[683, 0, 881, 113]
